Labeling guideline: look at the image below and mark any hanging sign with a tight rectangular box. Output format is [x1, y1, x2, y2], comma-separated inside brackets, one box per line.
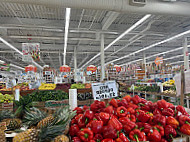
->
[22, 43, 40, 62]
[0, 63, 10, 71]
[91, 81, 118, 100]
[155, 56, 163, 66]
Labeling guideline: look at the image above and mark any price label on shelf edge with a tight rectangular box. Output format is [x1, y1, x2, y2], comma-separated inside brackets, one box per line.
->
[91, 80, 118, 100]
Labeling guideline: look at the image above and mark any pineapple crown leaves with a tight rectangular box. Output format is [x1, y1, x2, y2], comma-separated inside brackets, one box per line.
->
[14, 94, 33, 117]
[51, 106, 76, 126]
[0, 110, 14, 121]
[38, 125, 67, 142]
[23, 107, 47, 128]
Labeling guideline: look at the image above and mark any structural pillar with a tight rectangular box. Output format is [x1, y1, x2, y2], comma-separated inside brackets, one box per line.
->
[143, 52, 147, 79]
[183, 37, 189, 70]
[74, 46, 77, 81]
[101, 34, 105, 81]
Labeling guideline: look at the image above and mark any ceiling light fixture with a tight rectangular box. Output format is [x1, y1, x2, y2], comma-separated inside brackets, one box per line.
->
[0, 37, 23, 55]
[119, 45, 190, 66]
[107, 30, 190, 65]
[81, 14, 151, 68]
[63, 8, 71, 65]
[10, 63, 25, 70]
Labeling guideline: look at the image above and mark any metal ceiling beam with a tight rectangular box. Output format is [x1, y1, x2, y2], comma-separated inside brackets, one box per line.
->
[102, 11, 120, 30]
[2, 0, 190, 16]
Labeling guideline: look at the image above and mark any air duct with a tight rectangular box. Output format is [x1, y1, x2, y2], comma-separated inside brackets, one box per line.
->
[2, 0, 190, 16]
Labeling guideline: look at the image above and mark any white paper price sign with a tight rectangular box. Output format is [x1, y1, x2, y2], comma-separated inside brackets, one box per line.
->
[91, 81, 118, 100]
[45, 71, 51, 75]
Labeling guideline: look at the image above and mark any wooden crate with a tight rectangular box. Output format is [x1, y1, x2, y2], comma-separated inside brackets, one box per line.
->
[0, 103, 13, 111]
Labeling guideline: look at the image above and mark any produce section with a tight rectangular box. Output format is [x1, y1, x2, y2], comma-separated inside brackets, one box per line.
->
[0, 0, 190, 142]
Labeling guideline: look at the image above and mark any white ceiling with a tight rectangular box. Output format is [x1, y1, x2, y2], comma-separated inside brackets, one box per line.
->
[0, 2, 190, 71]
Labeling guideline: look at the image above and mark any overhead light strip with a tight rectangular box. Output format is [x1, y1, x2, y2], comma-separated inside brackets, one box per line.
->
[63, 8, 71, 65]
[10, 63, 25, 70]
[81, 14, 151, 68]
[107, 30, 190, 65]
[0, 37, 23, 55]
[119, 45, 190, 66]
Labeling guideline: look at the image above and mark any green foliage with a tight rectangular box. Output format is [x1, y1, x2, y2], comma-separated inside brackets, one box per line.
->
[71, 83, 85, 89]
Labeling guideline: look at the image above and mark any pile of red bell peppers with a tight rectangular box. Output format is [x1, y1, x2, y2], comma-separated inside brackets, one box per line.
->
[69, 95, 190, 142]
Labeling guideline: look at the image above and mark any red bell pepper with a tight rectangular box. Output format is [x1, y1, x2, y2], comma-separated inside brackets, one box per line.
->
[117, 106, 128, 117]
[180, 124, 190, 135]
[131, 95, 141, 105]
[164, 125, 177, 140]
[104, 106, 114, 114]
[157, 99, 169, 110]
[135, 109, 144, 118]
[140, 98, 147, 104]
[153, 114, 166, 126]
[99, 112, 110, 125]
[94, 113, 102, 121]
[147, 129, 161, 142]
[137, 122, 152, 134]
[89, 140, 96, 142]
[83, 105, 90, 111]
[162, 108, 174, 116]
[78, 116, 86, 128]
[75, 114, 83, 122]
[178, 115, 190, 126]
[123, 95, 131, 102]
[90, 100, 106, 113]
[78, 128, 93, 142]
[109, 99, 118, 108]
[86, 119, 94, 128]
[128, 103, 139, 109]
[127, 107, 135, 115]
[101, 139, 114, 142]
[123, 120, 137, 134]
[176, 105, 189, 116]
[153, 125, 164, 136]
[137, 111, 150, 123]
[102, 125, 117, 139]
[84, 110, 94, 121]
[119, 117, 130, 125]
[126, 114, 136, 122]
[69, 124, 80, 137]
[160, 138, 168, 142]
[166, 116, 179, 129]
[108, 117, 123, 131]
[72, 137, 81, 142]
[140, 102, 151, 112]
[91, 120, 103, 134]
[71, 119, 77, 125]
[129, 129, 147, 142]
[94, 134, 103, 142]
[153, 108, 162, 115]
[74, 107, 83, 115]
[118, 99, 128, 108]
[116, 133, 129, 142]
[168, 103, 175, 110]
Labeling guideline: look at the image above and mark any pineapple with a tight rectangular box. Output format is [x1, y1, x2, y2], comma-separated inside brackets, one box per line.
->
[2, 118, 22, 130]
[37, 115, 54, 129]
[13, 129, 39, 142]
[0, 130, 6, 142]
[0, 110, 22, 130]
[53, 134, 69, 142]
[16, 106, 76, 142]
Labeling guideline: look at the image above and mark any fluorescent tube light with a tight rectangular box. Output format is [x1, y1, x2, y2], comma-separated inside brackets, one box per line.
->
[63, 8, 71, 65]
[107, 30, 190, 65]
[0, 37, 23, 55]
[119, 45, 190, 66]
[81, 14, 151, 68]
[10, 64, 25, 70]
